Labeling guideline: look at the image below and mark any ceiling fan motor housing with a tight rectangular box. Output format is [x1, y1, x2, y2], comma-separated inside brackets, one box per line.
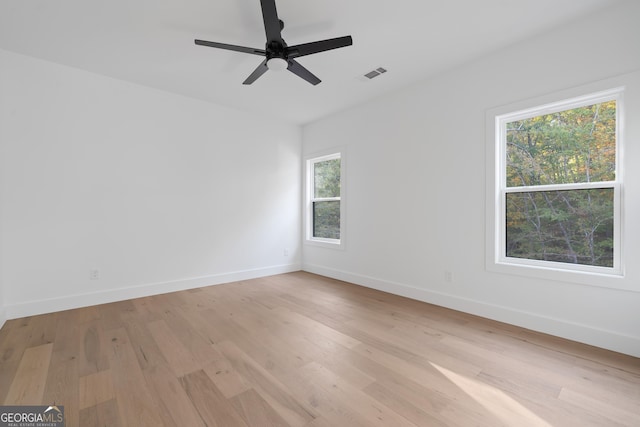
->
[267, 40, 287, 60]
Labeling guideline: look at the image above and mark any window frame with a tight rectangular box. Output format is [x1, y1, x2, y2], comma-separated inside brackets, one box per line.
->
[305, 151, 344, 248]
[486, 85, 626, 288]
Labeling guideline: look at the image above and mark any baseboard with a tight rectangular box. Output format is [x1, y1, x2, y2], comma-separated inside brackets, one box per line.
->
[5, 263, 301, 320]
[303, 263, 640, 358]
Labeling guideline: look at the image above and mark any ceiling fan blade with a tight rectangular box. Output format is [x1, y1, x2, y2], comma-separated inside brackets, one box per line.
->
[195, 39, 266, 56]
[287, 59, 321, 85]
[287, 36, 353, 58]
[243, 60, 269, 85]
[260, 0, 284, 43]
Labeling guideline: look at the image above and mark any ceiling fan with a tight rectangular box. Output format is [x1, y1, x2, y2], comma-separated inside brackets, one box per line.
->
[195, 0, 353, 85]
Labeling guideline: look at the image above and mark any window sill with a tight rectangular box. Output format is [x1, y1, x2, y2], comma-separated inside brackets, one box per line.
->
[486, 259, 636, 292]
[305, 238, 344, 250]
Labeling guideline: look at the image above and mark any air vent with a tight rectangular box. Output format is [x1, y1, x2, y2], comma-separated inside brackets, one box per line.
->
[363, 67, 388, 79]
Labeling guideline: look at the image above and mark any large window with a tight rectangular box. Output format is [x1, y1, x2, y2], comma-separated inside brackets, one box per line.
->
[306, 152, 342, 245]
[492, 88, 623, 276]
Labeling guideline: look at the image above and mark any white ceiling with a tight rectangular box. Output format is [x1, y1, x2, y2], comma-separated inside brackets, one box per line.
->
[0, 0, 620, 124]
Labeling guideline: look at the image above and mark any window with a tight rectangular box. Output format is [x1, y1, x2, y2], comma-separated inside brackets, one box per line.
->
[491, 88, 623, 277]
[306, 152, 343, 246]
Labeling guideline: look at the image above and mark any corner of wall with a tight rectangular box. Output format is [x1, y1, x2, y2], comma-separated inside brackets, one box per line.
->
[0, 300, 6, 330]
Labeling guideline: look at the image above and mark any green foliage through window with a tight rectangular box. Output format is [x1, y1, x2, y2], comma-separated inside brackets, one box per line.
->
[313, 201, 340, 239]
[506, 189, 613, 267]
[314, 158, 341, 198]
[311, 156, 341, 240]
[506, 101, 616, 187]
[503, 99, 616, 268]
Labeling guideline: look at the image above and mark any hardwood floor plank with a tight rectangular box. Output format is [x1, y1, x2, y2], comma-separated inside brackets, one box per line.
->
[176, 305, 230, 345]
[0, 319, 35, 402]
[159, 308, 223, 367]
[42, 311, 81, 427]
[569, 363, 640, 403]
[276, 293, 355, 330]
[350, 343, 474, 403]
[479, 383, 630, 427]
[122, 319, 168, 371]
[429, 362, 554, 427]
[99, 300, 137, 331]
[363, 381, 449, 427]
[352, 314, 483, 372]
[130, 296, 165, 323]
[77, 319, 110, 377]
[3, 342, 53, 404]
[105, 327, 167, 426]
[215, 340, 317, 427]
[78, 369, 114, 409]
[180, 369, 247, 427]
[286, 361, 418, 427]
[147, 319, 204, 376]
[230, 388, 291, 427]
[574, 355, 640, 383]
[79, 398, 123, 427]
[476, 369, 561, 404]
[223, 305, 321, 369]
[440, 335, 565, 398]
[143, 363, 206, 427]
[24, 312, 60, 348]
[172, 305, 223, 345]
[340, 343, 504, 426]
[202, 357, 252, 399]
[559, 387, 639, 426]
[203, 308, 307, 381]
[303, 345, 375, 390]
[271, 306, 362, 350]
[334, 345, 452, 417]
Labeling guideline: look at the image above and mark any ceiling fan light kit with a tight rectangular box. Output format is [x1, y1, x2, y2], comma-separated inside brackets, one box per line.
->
[195, 0, 353, 85]
[267, 57, 289, 71]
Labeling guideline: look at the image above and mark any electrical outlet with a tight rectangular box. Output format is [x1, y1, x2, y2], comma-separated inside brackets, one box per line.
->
[90, 269, 100, 280]
[284, 248, 290, 257]
[445, 271, 453, 283]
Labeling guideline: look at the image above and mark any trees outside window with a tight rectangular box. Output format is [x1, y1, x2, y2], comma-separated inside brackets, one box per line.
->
[307, 153, 342, 245]
[496, 89, 622, 274]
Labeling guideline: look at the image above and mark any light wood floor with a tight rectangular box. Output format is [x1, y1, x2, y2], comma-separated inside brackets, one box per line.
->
[1, 272, 639, 426]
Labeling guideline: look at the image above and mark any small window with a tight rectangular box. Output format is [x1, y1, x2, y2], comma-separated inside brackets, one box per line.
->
[494, 88, 622, 276]
[306, 152, 342, 245]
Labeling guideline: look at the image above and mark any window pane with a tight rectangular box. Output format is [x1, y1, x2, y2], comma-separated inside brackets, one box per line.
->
[314, 158, 341, 198]
[506, 101, 616, 187]
[313, 201, 340, 239]
[506, 189, 613, 267]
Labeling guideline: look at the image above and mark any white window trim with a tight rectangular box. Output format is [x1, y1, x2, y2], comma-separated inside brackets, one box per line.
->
[485, 80, 632, 291]
[305, 150, 345, 249]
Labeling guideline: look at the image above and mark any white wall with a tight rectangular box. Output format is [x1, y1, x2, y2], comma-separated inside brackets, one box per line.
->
[0, 139, 4, 325]
[302, 1, 640, 357]
[0, 49, 302, 320]
[0, 231, 4, 327]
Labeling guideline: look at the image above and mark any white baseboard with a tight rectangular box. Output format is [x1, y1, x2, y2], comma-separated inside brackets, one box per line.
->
[4, 263, 301, 320]
[303, 263, 640, 358]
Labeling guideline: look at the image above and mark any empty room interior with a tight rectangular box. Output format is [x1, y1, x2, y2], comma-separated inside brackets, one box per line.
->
[1, 0, 639, 426]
